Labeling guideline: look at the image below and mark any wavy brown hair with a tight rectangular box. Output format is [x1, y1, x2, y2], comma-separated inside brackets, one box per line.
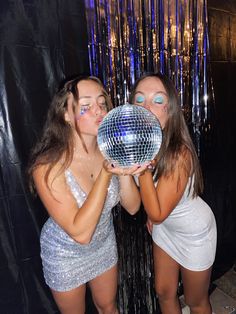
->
[130, 72, 203, 197]
[28, 75, 112, 194]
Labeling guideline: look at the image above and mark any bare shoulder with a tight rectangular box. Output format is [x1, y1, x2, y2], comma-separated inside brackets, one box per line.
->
[32, 162, 78, 230]
[32, 162, 73, 209]
[176, 146, 192, 174]
[33, 162, 65, 190]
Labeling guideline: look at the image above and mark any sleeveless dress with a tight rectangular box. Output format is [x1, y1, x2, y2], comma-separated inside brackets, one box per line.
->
[40, 170, 120, 292]
[152, 178, 217, 271]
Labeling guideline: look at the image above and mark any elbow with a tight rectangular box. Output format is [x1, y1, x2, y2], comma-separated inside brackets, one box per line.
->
[77, 238, 92, 245]
[123, 202, 141, 215]
[128, 208, 139, 216]
[66, 223, 95, 245]
[150, 215, 165, 224]
[151, 219, 162, 224]
[70, 233, 93, 245]
[120, 197, 141, 216]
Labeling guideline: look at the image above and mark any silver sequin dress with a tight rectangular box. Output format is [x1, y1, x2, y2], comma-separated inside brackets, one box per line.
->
[152, 177, 217, 271]
[40, 170, 120, 292]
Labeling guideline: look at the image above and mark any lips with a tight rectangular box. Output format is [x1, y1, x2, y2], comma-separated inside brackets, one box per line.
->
[96, 118, 103, 124]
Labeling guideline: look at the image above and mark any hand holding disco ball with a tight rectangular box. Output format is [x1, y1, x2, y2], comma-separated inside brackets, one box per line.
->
[97, 104, 162, 168]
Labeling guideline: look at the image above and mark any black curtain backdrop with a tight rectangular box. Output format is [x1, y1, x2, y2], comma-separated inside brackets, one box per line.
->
[206, 0, 236, 280]
[0, 1, 89, 313]
[0, 1, 236, 314]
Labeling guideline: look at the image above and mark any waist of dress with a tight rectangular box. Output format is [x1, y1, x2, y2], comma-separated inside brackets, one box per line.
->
[168, 196, 211, 217]
[41, 217, 114, 250]
[154, 197, 215, 235]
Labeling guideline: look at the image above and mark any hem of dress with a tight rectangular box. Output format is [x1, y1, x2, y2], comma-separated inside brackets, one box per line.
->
[45, 258, 118, 292]
[153, 239, 214, 272]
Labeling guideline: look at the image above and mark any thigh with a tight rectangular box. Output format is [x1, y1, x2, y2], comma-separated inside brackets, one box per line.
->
[89, 264, 118, 308]
[181, 266, 212, 305]
[51, 284, 86, 314]
[153, 242, 180, 296]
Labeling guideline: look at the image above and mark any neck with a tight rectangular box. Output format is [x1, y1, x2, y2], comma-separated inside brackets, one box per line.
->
[74, 135, 98, 156]
[73, 137, 100, 181]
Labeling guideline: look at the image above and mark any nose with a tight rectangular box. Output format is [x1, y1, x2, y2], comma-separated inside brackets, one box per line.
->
[143, 101, 151, 110]
[93, 101, 103, 116]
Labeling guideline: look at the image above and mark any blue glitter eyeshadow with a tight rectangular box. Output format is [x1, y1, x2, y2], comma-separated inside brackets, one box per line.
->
[136, 95, 145, 103]
[153, 95, 164, 104]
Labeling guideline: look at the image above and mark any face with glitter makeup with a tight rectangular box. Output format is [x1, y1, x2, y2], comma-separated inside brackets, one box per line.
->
[65, 79, 108, 136]
[133, 77, 169, 128]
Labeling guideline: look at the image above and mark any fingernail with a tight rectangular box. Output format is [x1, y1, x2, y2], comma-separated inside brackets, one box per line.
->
[111, 163, 115, 168]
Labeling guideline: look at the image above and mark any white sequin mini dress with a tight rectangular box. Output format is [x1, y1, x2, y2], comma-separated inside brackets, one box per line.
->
[152, 178, 217, 271]
[40, 170, 120, 291]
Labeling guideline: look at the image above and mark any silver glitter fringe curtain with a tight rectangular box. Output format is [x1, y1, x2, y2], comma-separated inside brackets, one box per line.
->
[85, 1, 214, 313]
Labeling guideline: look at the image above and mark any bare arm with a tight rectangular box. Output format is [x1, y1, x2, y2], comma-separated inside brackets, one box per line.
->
[33, 164, 112, 244]
[103, 161, 142, 215]
[118, 175, 141, 214]
[138, 150, 191, 223]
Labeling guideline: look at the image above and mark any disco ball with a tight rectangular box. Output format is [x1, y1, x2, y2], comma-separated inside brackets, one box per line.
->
[97, 103, 162, 167]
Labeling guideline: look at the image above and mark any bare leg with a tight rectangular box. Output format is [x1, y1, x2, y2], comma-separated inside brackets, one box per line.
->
[51, 284, 86, 314]
[181, 266, 212, 314]
[153, 243, 182, 314]
[89, 264, 119, 314]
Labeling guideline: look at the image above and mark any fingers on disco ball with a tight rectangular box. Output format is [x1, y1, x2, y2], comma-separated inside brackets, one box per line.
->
[97, 104, 162, 167]
[147, 164, 154, 171]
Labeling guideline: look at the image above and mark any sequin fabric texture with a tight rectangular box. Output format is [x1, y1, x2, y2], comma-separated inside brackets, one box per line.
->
[40, 170, 120, 291]
[152, 178, 217, 271]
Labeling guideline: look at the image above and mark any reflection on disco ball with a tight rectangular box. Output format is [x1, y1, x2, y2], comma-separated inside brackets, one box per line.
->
[97, 103, 162, 167]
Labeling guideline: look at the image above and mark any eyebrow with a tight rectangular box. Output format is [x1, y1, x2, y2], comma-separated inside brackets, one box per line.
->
[134, 91, 144, 95]
[134, 90, 168, 96]
[79, 94, 105, 100]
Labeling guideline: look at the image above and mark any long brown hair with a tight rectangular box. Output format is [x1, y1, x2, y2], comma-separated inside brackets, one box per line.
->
[28, 75, 112, 194]
[130, 72, 203, 197]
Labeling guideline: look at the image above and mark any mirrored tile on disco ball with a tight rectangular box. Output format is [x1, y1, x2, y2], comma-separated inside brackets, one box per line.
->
[97, 104, 162, 167]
